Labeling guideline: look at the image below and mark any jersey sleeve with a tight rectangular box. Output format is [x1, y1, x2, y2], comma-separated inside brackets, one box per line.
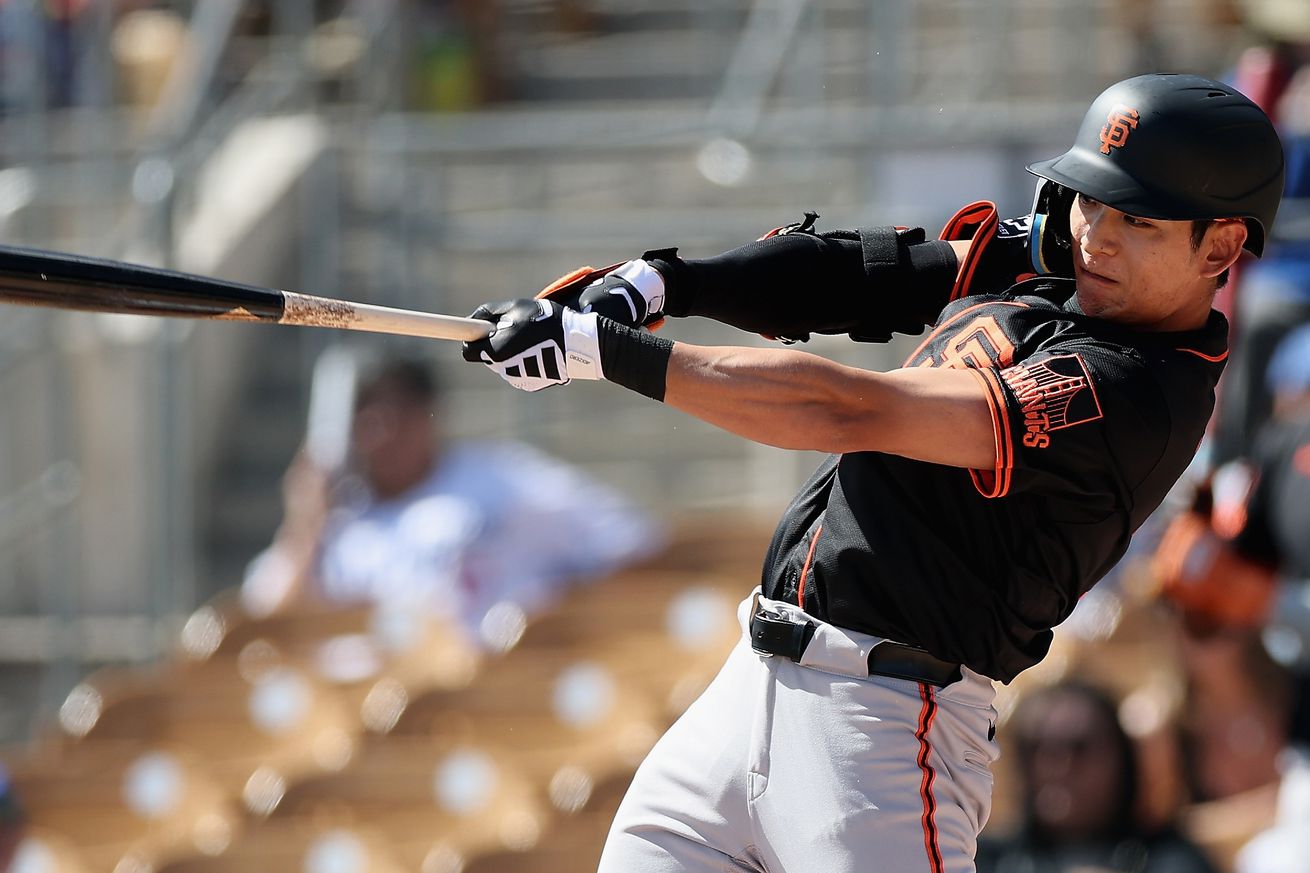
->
[967, 346, 1170, 511]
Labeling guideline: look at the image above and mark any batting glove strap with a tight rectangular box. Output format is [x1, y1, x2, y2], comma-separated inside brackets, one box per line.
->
[560, 308, 604, 381]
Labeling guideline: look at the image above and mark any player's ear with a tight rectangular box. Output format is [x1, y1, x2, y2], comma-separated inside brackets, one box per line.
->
[1198, 219, 1246, 280]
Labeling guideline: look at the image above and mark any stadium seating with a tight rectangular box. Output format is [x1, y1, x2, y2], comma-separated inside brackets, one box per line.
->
[5, 514, 773, 872]
[6, 742, 234, 872]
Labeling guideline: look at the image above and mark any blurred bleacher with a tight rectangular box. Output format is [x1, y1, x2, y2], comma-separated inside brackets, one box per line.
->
[3, 512, 770, 873]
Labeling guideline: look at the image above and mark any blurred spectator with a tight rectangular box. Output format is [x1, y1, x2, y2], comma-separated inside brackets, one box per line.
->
[1154, 323, 1310, 870]
[110, 6, 189, 109]
[407, 0, 597, 109]
[1211, 135, 1310, 465]
[1210, 1, 1310, 464]
[1160, 323, 1310, 873]
[409, 1, 494, 110]
[0, 764, 23, 872]
[976, 682, 1218, 873]
[242, 353, 663, 647]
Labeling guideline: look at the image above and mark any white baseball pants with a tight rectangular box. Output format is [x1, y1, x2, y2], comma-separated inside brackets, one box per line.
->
[597, 590, 999, 873]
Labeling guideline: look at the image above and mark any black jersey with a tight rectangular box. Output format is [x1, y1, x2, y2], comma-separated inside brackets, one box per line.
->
[760, 277, 1229, 682]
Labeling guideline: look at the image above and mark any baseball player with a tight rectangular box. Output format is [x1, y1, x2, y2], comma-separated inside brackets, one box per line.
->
[462, 74, 1284, 872]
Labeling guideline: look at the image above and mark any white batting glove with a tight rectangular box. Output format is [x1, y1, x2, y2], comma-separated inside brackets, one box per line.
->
[461, 299, 603, 392]
[576, 259, 666, 327]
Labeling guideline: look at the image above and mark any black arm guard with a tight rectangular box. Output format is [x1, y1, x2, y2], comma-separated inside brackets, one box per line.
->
[648, 215, 958, 343]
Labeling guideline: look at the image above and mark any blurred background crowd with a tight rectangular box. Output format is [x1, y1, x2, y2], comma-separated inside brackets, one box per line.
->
[0, 0, 1306, 872]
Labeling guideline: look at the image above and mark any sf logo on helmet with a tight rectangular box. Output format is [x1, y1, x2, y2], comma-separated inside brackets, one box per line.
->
[1098, 105, 1140, 155]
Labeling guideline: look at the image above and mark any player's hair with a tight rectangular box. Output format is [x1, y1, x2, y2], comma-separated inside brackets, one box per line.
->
[354, 354, 440, 410]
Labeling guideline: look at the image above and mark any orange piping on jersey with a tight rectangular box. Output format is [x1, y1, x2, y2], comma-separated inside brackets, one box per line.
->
[915, 684, 946, 873]
[1175, 347, 1229, 363]
[902, 301, 1029, 368]
[967, 367, 1013, 498]
[796, 524, 823, 606]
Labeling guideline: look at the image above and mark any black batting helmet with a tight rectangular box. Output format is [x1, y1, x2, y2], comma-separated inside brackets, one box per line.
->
[1027, 73, 1285, 257]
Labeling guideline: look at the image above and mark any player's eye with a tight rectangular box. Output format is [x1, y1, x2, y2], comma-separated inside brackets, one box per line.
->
[1076, 193, 1100, 208]
[1122, 214, 1154, 229]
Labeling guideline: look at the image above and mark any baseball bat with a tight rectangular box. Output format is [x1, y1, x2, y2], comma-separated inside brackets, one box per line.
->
[0, 244, 494, 342]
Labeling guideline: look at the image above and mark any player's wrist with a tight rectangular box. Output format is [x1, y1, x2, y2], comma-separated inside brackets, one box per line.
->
[594, 316, 674, 401]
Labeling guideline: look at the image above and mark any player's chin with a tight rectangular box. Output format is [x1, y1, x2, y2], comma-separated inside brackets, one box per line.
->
[1074, 285, 1123, 321]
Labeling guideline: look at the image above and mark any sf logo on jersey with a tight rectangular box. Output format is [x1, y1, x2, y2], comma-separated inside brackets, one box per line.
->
[907, 307, 1020, 371]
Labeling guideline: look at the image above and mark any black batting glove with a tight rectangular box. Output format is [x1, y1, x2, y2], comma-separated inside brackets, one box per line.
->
[462, 299, 604, 392]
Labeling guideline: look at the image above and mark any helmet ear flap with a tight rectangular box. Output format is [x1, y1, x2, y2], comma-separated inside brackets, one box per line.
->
[1029, 180, 1075, 277]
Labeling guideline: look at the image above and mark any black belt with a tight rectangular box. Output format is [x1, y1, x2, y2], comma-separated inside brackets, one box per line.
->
[750, 609, 962, 688]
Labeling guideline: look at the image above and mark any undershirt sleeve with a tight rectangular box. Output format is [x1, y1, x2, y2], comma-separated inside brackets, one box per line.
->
[648, 230, 958, 342]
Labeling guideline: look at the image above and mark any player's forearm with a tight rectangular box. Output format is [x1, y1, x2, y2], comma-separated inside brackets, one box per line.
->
[662, 343, 996, 468]
[663, 344, 861, 452]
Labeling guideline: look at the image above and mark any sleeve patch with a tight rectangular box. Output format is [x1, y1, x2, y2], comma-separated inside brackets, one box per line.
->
[999, 354, 1104, 449]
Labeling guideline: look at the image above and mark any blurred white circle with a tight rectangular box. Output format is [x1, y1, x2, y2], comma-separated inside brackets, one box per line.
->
[0, 167, 36, 219]
[122, 751, 184, 819]
[666, 587, 732, 649]
[499, 809, 541, 851]
[11, 838, 56, 873]
[548, 765, 593, 813]
[433, 750, 496, 814]
[131, 157, 175, 204]
[192, 812, 233, 856]
[304, 829, 366, 873]
[370, 599, 426, 653]
[243, 766, 287, 816]
[360, 677, 408, 734]
[1264, 624, 1305, 667]
[179, 606, 225, 660]
[421, 844, 465, 873]
[248, 668, 313, 735]
[479, 601, 527, 653]
[112, 852, 153, 873]
[237, 639, 282, 684]
[314, 634, 382, 684]
[313, 728, 355, 771]
[58, 683, 103, 737]
[1118, 688, 1168, 739]
[552, 663, 615, 729]
[696, 137, 752, 187]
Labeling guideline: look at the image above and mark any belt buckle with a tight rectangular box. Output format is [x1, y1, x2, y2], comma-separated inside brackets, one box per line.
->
[750, 597, 810, 661]
[749, 591, 773, 657]
[750, 608, 786, 658]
